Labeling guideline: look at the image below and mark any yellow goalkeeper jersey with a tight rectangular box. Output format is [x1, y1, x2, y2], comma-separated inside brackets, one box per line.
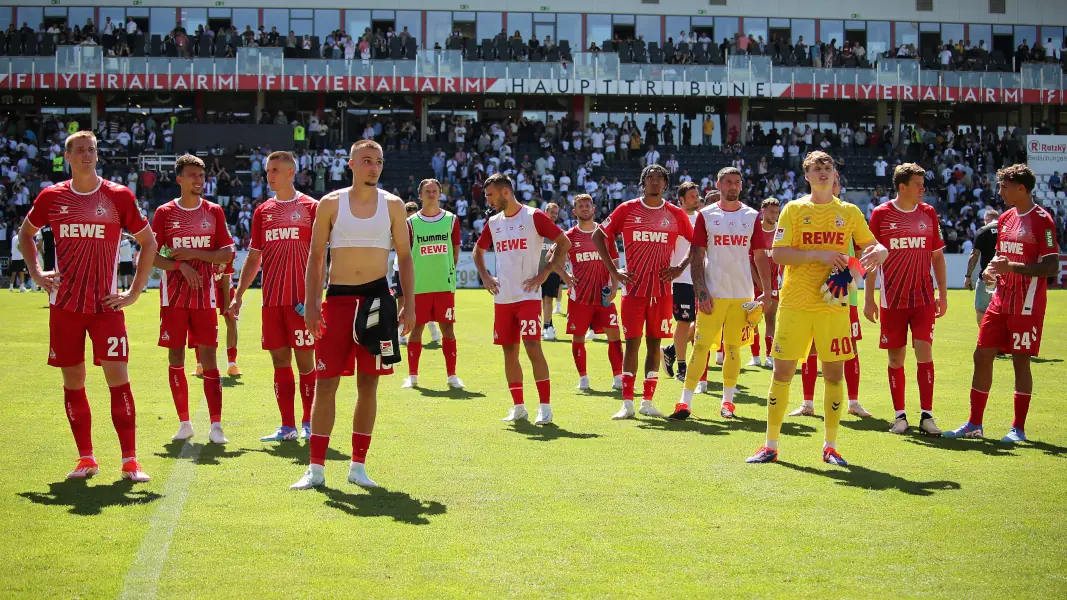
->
[773, 196, 874, 314]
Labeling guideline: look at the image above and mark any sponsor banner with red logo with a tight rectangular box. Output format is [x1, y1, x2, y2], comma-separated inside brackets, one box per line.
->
[1026, 135, 1067, 176]
[0, 72, 1063, 104]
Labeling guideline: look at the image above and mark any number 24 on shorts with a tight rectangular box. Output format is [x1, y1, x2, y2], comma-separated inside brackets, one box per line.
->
[829, 336, 853, 356]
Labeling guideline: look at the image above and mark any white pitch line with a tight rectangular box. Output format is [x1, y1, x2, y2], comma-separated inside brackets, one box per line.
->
[118, 405, 205, 600]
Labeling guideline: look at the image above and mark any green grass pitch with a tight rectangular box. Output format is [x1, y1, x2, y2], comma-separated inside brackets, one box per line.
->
[1, 289, 1065, 598]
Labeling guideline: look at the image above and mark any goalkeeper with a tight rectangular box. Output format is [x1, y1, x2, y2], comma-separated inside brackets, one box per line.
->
[746, 151, 887, 467]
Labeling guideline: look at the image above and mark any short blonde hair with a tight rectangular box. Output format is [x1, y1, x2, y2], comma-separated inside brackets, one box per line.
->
[266, 151, 297, 168]
[64, 130, 97, 153]
[573, 194, 593, 206]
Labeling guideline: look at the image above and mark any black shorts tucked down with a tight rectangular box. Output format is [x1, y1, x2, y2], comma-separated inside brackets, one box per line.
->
[391, 270, 403, 298]
[541, 271, 562, 298]
[118, 261, 134, 277]
[672, 282, 695, 323]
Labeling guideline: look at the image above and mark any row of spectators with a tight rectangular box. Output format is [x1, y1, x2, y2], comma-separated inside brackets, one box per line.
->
[3, 111, 1067, 261]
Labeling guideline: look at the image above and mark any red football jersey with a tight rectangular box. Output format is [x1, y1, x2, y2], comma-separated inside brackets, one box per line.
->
[988, 205, 1059, 316]
[152, 199, 235, 309]
[869, 201, 945, 309]
[749, 219, 780, 291]
[26, 179, 148, 314]
[600, 198, 693, 298]
[249, 194, 319, 307]
[566, 224, 618, 305]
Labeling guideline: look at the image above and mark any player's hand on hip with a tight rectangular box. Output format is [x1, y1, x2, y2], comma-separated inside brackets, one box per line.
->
[658, 265, 685, 282]
[697, 289, 714, 314]
[102, 290, 138, 310]
[178, 262, 202, 289]
[522, 272, 546, 293]
[863, 299, 879, 323]
[304, 301, 325, 340]
[936, 293, 948, 318]
[33, 270, 61, 294]
[817, 251, 850, 271]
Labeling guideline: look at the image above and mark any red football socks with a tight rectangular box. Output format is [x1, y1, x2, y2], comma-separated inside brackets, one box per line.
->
[572, 342, 587, 377]
[203, 368, 223, 424]
[226, 346, 238, 364]
[621, 372, 635, 401]
[168, 366, 190, 421]
[969, 388, 990, 426]
[643, 374, 658, 401]
[299, 371, 316, 423]
[751, 335, 761, 358]
[109, 382, 136, 459]
[64, 387, 93, 458]
[607, 341, 623, 376]
[274, 367, 296, 428]
[509, 382, 524, 405]
[442, 337, 458, 377]
[765, 335, 773, 358]
[407, 341, 423, 376]
[1012, 392, 1032, 430]
[889, 365, 906, 412]
[351, 432, 372, 464]
[917, 361, 935, 413]
[309, 433, 329, 466]
[535, 379, 551, 404]
[802, 354, 818, 401]
[845, 356, 860, 400]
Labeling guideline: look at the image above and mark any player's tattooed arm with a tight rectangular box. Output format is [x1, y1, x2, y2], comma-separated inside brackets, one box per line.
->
[964, 247, 980, 289]
[526, 233, 571, 292]
[545, 244, 575, 287]
[690, 246, 713, 314]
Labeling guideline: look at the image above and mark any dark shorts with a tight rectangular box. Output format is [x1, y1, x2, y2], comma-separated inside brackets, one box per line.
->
[118, 261, 134, 277]
[7, 259, 26, 274]
[541, 271, 562, 298]
[672, 282, 695, 323]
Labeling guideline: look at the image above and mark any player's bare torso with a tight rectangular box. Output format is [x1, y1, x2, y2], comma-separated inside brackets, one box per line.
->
[322, 189, 401, 285]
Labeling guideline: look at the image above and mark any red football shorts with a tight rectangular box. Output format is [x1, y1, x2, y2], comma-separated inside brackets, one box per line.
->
[48, 306, 129, 367]
[977, 310, 1045, 356]
[849, 305, 862, 340]
[621, 294, 673, 339]
[414, 291, 456, 325]
[566, 301, 620, 336]
[315, 295, 394, 378]
[216, 279, 232, 316]
[160, 306, 219, 348]
[262, 305, 315, 351]
[493, 300, 542, 345]
[879, 304, 936, 349]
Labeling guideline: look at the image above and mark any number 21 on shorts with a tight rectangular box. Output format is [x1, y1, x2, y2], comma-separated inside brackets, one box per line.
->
[829, 336, 853, 356]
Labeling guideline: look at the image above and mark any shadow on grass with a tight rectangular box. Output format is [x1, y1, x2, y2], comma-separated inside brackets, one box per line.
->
[1030, 356, 1063, 364]
[411, 387, 487, 399]
[317, 486, 446, 525]
[777, 461, 962, 496]
[507, 420, 602, 441]
[242, 441, 349, 465]
[17, 478, 162, 516]
[903, 435, 1018, 458]
[840, 416, 896, 433]
[576, 388, 621, 398]
[154, 440, 247, 465]
[221, 377, 244, 388]
[637, 414, 816, 437]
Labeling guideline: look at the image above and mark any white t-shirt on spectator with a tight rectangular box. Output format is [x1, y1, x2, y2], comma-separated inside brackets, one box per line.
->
[559, 175, 571, 192]
[591, 151, 604, 166]
[456, 198, 469, 217]
[874, 160, 888, 177]
[454, 126, 466, 143]
[330, 160, 346, 181]
[772, 144, 785, 158]
[591, 131, 605, 149]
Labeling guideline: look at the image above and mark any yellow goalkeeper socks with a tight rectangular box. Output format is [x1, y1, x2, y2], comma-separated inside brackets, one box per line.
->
[824, 378, 845, 445]
[766, 378, 792, 449]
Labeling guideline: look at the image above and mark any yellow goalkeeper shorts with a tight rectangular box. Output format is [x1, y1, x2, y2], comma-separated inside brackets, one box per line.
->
[771, 306, 855, 362]
[693, 298, 754, 350]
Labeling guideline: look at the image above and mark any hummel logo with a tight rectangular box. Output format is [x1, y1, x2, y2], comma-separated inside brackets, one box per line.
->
[832, 401, 842, 411]
[769, 398, 777, 405]
[60, 206, 69, 215]
[265, 215, 273, 222]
